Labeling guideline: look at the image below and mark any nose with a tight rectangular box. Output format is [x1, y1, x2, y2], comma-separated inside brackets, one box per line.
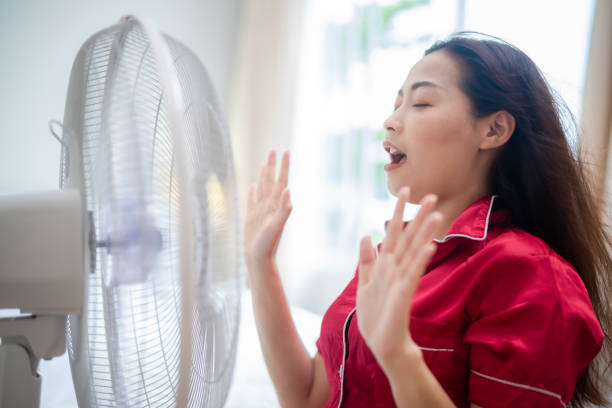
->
[383, 111, 401, 134]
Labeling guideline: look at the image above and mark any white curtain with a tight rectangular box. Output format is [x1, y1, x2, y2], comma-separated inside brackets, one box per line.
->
[229, 0, 306, 221]
[580, 0, 612, 229]
[579, 2, 612, 402]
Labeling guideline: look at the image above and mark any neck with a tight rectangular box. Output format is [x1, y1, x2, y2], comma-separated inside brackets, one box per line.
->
[432, 186, 490, 241]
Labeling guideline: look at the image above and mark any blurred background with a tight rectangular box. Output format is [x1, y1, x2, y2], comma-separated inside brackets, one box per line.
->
[1, 0, 611, 406]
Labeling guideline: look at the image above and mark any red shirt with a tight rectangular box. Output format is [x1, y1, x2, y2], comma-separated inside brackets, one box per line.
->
[316, 195, 604, 408]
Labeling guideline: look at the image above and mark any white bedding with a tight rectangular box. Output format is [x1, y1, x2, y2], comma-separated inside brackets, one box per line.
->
[39, 290, 323, 407]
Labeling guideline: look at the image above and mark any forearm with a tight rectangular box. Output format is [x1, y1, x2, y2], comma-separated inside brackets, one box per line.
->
[247, 260, 316, 407]
[383, 346, 456, 408]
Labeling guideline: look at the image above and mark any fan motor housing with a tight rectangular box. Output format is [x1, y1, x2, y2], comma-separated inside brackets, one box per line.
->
[0, 189, 84, 315]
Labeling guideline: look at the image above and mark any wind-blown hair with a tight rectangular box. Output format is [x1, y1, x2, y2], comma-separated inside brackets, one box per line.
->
[425, 32, 612, 407]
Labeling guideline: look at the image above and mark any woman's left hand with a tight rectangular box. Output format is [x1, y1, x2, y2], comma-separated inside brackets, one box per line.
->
[356, 187, 443, 371]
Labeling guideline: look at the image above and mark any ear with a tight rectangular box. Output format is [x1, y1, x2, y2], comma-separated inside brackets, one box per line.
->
[479, 110, 515, 151]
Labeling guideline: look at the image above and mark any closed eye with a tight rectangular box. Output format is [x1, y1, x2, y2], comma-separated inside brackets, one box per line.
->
[412, 104, 430, 107]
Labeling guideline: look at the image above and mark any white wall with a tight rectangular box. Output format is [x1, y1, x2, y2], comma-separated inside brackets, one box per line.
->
[0, 1, 244, 406]
[0, 0, 243, 195]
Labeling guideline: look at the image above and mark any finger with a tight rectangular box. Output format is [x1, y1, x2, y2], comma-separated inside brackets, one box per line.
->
[401, 242, 437, 297]
[266, 188, 293, 256]
[358, 236, 376, 288]
[264, 150, 276, 197]
[407, 211, 442, 259]
[273, 151, 290, 200]
[394, 194, 437, 258]
[400, 211, 442, 270]
[271, 187, 293, 230]
[257, 162, 266, 201]
[262, 150, 276, 198]
[381, 187, 409, 254]
[247, 183, 256, 213]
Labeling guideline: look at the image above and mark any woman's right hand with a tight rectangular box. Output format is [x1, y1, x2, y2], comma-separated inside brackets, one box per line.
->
[244, 150, 292, 269]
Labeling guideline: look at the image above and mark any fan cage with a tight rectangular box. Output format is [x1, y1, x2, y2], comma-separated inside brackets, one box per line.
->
[62, 18, 242, 408]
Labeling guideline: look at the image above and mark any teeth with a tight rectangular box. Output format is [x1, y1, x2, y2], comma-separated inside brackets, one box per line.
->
[385, 144, 403, 155]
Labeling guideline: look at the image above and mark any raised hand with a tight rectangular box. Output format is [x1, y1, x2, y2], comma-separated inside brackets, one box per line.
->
[244, 150, 292, 269]
[356, 187, 443, 370]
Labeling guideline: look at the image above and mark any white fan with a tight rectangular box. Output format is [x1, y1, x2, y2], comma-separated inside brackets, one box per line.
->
[0, 15, 242, 407]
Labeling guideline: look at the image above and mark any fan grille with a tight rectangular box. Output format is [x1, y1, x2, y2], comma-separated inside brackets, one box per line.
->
[63, 19, 241, 407]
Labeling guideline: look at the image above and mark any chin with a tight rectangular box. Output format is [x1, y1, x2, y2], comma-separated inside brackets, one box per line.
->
[387, 180, 425, 204]
[387, 179, 411, 198]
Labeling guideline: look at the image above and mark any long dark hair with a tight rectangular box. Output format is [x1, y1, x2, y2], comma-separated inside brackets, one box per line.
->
[425, 32, 612, 407]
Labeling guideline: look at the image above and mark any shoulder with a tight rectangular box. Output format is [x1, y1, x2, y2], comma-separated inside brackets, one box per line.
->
[472, 226, 580, 287]
[463, 226, 604, 407]
[482, 225, 556, 259]
[466, 226, 593, 318]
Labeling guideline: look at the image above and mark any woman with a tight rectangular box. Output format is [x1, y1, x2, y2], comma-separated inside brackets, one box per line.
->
[243, 33, 612, 407]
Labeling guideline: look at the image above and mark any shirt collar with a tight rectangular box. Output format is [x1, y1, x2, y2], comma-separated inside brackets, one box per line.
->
[384, 194, 509, 243]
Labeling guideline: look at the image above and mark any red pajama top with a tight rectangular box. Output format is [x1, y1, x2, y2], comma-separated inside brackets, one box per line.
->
[315, 195, 604, 408]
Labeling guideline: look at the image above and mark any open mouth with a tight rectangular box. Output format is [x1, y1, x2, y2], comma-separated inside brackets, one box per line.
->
[383, 142, 406, 165]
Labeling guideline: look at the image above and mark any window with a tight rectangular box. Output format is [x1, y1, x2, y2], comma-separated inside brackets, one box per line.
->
[284, 0, 594, 314]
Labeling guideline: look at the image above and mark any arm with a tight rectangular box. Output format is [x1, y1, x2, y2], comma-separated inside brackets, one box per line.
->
[385, 346, 455, 407]
[381, 346, 457, 407]
[248, 260, 329, 408]
[355, 188, 480, 408]
[244, 150, 329, 408]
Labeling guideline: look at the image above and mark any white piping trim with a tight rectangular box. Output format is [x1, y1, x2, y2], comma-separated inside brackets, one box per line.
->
[433, 195, 498, 243]
[337, 307, 357, 408]
[418, 346, 454, 352]
[471, 370, 567, 407]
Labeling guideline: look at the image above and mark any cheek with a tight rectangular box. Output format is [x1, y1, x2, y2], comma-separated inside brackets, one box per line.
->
[404, 111, 476, 185]
[410, 108, 474, 155]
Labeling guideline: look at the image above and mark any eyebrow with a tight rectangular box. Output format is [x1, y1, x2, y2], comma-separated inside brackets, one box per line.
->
[397, 81, 442, 96]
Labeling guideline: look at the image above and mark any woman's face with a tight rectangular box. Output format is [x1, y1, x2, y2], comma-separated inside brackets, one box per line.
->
[383, 50, 485, 203]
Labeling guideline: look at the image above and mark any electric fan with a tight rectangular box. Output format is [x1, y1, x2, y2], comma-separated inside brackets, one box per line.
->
[0, 15, 242, 407]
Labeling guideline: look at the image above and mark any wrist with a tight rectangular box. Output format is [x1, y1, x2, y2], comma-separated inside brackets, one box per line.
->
[245, 250, 276, 270]
[245, 256, 280, 283]
[381, 342, 424, 380]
